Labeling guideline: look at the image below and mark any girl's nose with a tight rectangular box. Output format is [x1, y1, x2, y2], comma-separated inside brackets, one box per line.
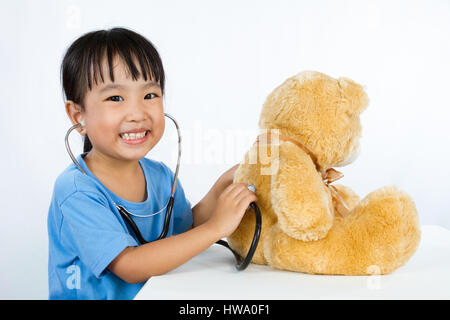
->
[126, 101, 147, 121]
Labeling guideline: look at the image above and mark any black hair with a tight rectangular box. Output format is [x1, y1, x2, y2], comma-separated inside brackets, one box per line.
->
[60, 27, 165, 153]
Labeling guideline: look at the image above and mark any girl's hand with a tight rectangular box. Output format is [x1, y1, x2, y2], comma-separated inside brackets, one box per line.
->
[191, 163, 242, 228]
[206, 182, 258, 238]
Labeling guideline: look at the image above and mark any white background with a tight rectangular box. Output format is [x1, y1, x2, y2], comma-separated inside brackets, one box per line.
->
[0, 0, 449, 299]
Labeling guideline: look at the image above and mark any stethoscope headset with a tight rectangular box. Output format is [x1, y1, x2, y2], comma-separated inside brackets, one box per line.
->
[65, 113, 262, 271]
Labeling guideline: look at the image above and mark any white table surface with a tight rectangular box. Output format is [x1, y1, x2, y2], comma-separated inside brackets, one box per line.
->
[135, 225, 450, 300]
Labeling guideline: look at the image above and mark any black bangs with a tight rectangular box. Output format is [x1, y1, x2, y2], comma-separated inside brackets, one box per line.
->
[61, 27, 165, 106]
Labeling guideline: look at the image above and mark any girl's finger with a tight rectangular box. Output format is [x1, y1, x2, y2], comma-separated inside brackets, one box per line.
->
[221, 182, 241, 195]
[236, 191, 258, 207]
[229, 183, 249, 199]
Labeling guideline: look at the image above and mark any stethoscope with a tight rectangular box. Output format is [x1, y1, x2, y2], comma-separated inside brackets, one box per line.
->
[65, 113, 261, 271]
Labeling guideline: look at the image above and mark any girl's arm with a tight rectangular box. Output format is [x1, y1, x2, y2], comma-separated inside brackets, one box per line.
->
[108, 164, 255, 284]
[108, 221, 220, 284]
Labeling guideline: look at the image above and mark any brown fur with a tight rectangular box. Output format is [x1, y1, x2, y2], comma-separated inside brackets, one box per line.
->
[228, 71, 421, 275]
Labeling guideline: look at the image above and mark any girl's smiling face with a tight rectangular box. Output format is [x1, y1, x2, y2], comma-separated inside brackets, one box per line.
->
[71, 55, 165, 163]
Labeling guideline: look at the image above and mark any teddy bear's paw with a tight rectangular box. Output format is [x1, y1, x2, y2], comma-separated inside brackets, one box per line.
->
[357, 185, 420, 228]
[340, 185, 422, 274]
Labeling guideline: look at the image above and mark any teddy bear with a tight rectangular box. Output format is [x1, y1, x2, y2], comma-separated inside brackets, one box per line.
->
[227, 70, 421, 275]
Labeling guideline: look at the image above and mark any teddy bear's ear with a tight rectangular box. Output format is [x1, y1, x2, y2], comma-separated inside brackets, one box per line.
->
[337, 77, 369, 115]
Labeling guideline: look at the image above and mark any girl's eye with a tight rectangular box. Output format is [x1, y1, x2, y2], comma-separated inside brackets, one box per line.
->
[107, 96, 123, 102]
[145, 93, 157, 99]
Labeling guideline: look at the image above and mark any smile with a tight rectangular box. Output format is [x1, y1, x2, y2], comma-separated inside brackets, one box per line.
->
[119, 130, 150, 145]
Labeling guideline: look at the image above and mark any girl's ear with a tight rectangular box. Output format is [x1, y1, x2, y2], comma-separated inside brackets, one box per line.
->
[65, 100, 86, 135]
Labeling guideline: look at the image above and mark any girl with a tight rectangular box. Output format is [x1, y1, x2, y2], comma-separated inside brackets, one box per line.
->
[48, 27, 257, 300]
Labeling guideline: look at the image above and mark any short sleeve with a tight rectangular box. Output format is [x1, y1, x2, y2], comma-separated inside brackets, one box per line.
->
[160, 162, 194, 235]
[59, 191, 138, 278]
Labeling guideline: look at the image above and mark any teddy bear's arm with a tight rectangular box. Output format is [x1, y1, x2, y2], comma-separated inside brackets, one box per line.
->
[270, 142, 334, 241]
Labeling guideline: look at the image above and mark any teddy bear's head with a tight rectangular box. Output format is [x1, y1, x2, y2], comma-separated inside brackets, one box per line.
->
[258, 71, 369, 170]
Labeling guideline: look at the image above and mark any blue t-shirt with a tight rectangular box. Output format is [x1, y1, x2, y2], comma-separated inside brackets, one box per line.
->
[47, 152, 193, 300]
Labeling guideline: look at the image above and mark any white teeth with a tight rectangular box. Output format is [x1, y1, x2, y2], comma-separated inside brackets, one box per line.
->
[120, 131, 147, 140]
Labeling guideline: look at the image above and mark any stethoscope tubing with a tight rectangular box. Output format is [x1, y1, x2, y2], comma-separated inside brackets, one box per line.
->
[215, 202, 261, 270]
